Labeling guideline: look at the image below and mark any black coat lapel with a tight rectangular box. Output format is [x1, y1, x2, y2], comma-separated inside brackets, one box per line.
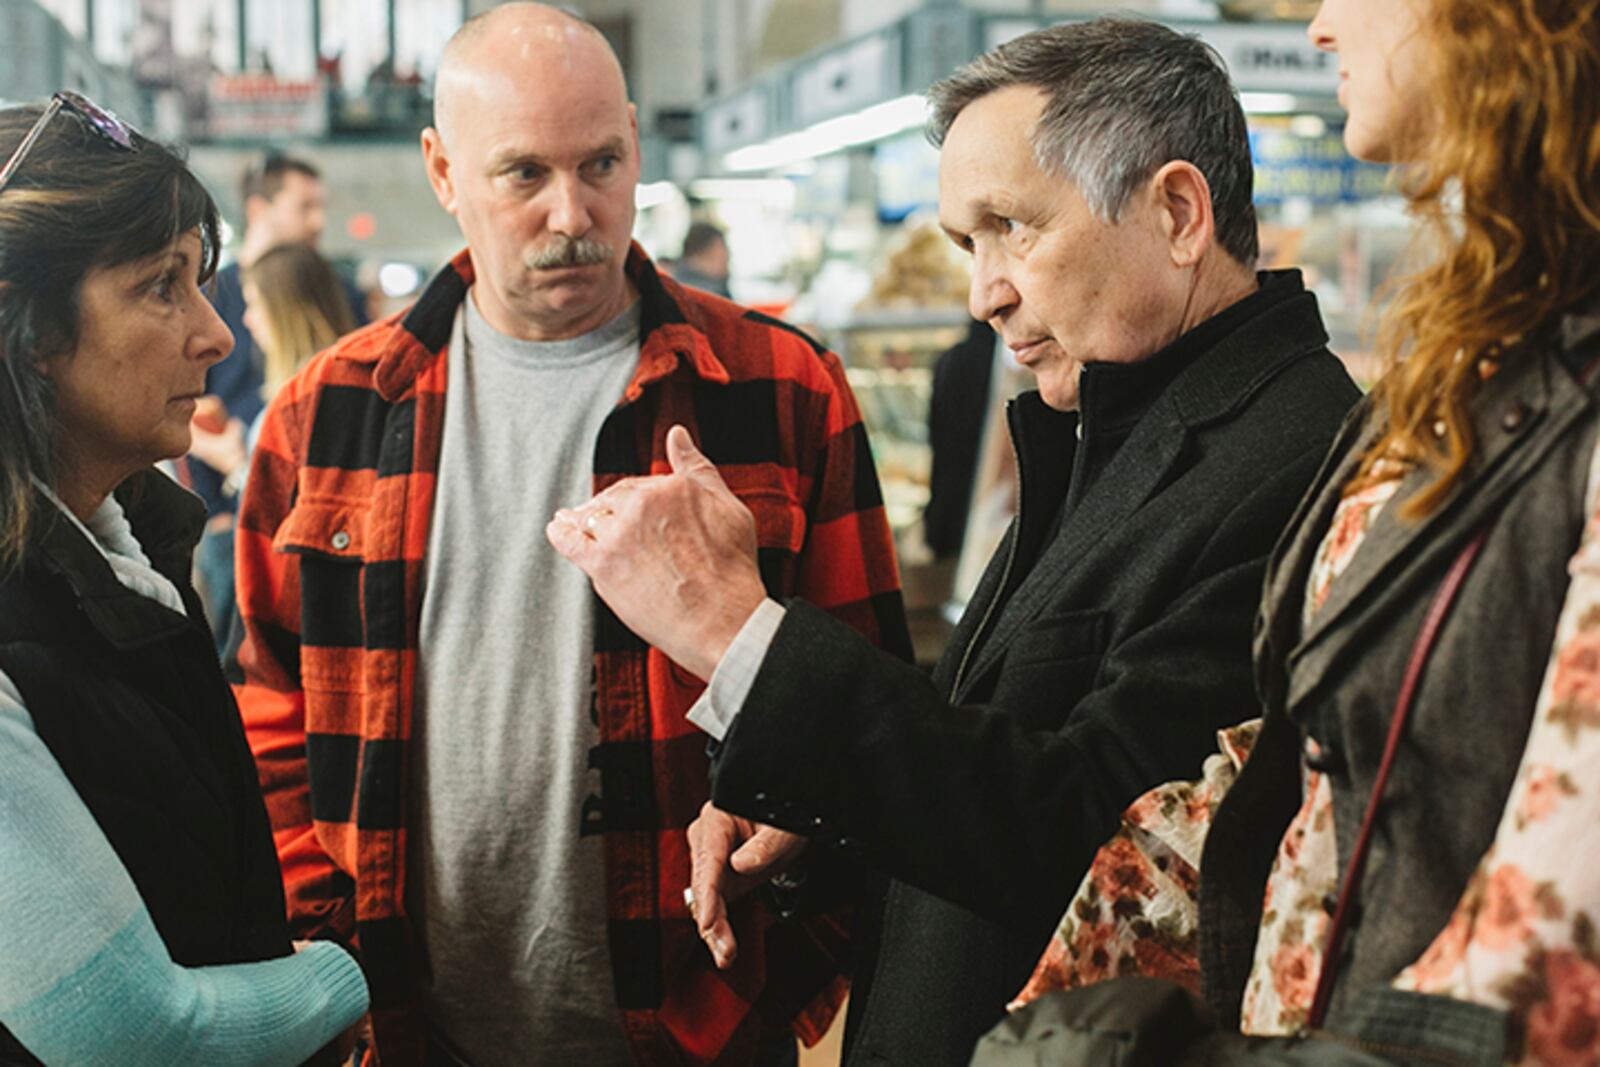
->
[35, 471, 204, 651]
[953, 404, 1188, 703]
[934, 518, 1017, 697]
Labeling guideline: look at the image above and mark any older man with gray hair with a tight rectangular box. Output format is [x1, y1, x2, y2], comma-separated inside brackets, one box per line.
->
[551, 18, 1359, 1067]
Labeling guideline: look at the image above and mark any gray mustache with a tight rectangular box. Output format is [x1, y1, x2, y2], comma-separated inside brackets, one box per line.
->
[527, 236, 613, 269]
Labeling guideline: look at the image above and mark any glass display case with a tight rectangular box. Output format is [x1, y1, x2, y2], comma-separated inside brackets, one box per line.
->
[832, 306, 970, 541]
[824, 219, 972, 543]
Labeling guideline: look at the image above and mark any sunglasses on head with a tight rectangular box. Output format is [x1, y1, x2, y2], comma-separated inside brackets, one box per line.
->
[0, 90, 139, 195]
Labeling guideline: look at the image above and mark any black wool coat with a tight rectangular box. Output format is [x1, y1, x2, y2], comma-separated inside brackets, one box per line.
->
[708, 271, 1362, 1067]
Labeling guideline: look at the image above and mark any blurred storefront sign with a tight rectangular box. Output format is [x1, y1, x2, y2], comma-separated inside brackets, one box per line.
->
[1250, 123, 1391, 205]
[1202, 21, 1335, 94]
[207, 73, 328, 139]
[986, 16, 1338, 97]
[791, 29, 899, 129]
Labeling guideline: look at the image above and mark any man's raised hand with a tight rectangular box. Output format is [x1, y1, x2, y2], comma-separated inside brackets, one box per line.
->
[546, 425, 768, 681]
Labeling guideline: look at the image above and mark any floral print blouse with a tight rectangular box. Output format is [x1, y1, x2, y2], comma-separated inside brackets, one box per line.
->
[1010, 720, 1259, 1008]
[1389, 484, 1600, 1066]
[1239, 462, 1406, 1034]
[1014, 450, 1600, 1066]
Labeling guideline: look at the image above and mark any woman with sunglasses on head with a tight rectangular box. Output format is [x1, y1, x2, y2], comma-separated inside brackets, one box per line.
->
[0, 95, 368, 1066]
[980, 1, 1600, 1064]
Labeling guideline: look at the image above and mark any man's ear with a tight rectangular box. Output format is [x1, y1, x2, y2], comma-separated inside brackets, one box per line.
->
[1151, 160, 1216, 269]
[420, 127, 457, 215]
[242, 192, 267, 230]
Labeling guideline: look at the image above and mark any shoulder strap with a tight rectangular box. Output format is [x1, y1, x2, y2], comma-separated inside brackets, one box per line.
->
[1580, 354, 1600, 516]
[1308, 523, 1491, 1028]
[1310, 347, 1600, 1028]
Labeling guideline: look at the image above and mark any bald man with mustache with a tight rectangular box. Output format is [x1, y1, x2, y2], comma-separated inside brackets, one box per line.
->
[229, 5, 910, 1065]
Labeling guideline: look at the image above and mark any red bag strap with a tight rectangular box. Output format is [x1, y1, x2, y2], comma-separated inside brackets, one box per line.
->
[1307, 524, 1493, 1028]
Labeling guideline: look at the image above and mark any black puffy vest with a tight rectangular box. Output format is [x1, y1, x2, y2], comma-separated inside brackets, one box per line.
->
[0, 473, 294, 1065]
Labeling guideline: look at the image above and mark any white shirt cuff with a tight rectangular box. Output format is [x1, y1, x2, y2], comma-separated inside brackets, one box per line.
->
[685, 598, 787, 741]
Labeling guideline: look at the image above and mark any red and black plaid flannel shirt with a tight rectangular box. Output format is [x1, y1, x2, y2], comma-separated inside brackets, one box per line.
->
[232, 245, 912, 1065]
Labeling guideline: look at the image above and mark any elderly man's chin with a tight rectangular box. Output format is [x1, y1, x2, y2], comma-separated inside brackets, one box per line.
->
[517, 268, 627, 325]
[1035, 365, 1082, 413]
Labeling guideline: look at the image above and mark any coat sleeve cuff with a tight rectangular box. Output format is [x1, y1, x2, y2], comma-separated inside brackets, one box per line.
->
[685, 598, 786, 741]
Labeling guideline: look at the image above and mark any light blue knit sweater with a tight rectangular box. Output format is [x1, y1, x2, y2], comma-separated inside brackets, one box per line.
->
[0, 491, 369, 1065]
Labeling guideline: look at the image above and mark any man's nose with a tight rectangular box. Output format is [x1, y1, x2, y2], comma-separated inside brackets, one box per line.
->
[546, 174, 594, 237]
[968, 248, 1018, 323]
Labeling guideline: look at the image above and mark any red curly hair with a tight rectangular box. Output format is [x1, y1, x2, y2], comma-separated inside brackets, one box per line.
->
[1353, 0, 1600, 515]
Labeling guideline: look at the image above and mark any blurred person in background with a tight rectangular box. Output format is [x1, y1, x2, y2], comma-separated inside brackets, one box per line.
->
[0, 93, 367, 1067]
[187, 242, 358, 519]
[966, 0, 1600, 1064]
[672, 220, 732, 298]
[245, 243, 360, 397]
[229, 4, 908, 1066]
[550, 18, 1359, 1067]
[923, 318, 998, 561]
[188, 153, 365, 651]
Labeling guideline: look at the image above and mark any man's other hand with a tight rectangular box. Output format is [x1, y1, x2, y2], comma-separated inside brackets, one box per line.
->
[546, 424, 768, 681]
[687, 801, 809, 970]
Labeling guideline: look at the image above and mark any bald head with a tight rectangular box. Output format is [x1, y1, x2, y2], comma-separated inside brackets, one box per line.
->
[434, 3, 628, 148]
[419, 0, 641, 342]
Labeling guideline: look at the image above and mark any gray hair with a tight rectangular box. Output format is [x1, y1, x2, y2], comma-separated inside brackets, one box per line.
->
[928, 18, 1258, 266]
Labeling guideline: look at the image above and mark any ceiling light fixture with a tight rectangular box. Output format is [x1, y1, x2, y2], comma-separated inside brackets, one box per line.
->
[722, 94, 928, 174]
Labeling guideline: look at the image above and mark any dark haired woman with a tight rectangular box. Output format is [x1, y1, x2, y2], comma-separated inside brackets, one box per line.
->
[0, 94, 367, 1065]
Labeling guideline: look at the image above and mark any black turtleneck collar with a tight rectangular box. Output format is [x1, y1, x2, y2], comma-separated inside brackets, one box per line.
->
[1078, 269, 1305, 438]
[1001, 269, 1311, 586]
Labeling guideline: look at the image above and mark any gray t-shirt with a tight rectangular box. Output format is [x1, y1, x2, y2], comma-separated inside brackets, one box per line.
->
[411, 291, 641, 1066]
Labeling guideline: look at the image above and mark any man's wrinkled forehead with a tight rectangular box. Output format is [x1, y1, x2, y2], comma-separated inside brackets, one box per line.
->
[937, 87, 1055, 231]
